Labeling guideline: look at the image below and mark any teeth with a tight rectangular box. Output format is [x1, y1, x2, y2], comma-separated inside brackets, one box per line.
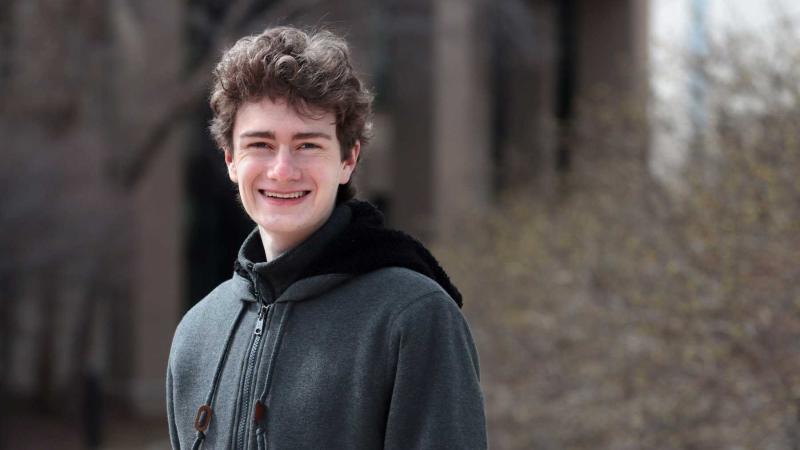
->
[265, 191, 306, 199]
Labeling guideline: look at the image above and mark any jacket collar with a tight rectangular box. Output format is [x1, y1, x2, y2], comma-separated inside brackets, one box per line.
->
[233, 199, 462, 307]
[234, 203, 352, 303]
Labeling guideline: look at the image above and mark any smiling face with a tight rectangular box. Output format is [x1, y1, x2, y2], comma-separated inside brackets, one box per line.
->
[226, 97, 359, 258]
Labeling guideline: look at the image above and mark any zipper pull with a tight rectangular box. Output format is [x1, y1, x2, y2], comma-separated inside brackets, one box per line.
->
[254, 305, 268, 336]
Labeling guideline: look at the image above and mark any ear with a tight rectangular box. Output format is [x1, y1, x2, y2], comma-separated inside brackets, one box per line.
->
[339, 140, 361, 184]
[224, 148, 238, 183]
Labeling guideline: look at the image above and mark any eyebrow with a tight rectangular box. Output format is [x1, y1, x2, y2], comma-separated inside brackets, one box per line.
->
[239, 130, 333, 140]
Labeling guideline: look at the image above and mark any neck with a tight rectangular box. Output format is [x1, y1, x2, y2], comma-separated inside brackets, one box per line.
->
[257, 227, 303, 261]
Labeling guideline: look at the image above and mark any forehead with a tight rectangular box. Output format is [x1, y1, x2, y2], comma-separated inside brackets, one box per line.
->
[233, 97, 336, 135]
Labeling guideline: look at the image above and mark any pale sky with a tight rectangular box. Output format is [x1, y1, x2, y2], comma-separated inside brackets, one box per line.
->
[651, 0, 800, 44]
[648, 0, 800, 181]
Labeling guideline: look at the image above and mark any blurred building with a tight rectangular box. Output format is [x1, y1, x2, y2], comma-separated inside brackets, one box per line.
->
[1, 0, 649, 438]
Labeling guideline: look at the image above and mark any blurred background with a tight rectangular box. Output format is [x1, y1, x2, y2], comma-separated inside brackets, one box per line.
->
[1, 0, 799, 448]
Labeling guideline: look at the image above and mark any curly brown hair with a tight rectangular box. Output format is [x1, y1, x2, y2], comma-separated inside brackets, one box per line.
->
[209, 26, 373, 203]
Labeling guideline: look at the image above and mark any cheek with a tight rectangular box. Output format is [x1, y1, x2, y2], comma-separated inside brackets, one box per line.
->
[236, 161, 260, 183]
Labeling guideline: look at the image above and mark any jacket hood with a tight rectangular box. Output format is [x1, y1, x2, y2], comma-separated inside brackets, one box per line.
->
[303, 200, 462, 306]
[234, 199, 462, 307]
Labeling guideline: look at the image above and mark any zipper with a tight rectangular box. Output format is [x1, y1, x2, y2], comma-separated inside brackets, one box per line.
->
[254, 304, 267, 336]
[235, 303, 271, 450]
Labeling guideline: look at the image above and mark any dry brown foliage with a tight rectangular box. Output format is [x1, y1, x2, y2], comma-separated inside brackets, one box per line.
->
[438, 30, 800, 450]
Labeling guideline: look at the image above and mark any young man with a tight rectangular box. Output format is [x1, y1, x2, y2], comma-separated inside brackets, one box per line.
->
[166, 26, 487, 449]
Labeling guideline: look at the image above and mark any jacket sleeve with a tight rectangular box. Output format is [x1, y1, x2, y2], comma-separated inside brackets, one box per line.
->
[383, 292, 488, 450]
[166, 360, 181, 450]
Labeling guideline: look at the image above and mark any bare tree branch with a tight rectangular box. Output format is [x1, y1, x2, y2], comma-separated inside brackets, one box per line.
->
[115, 0, 324, 189]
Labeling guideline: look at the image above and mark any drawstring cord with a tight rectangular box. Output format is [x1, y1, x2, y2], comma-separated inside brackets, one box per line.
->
[190, 301, 248, 450]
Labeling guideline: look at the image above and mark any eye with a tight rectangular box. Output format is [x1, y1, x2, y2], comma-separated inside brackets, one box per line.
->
[298, 142, 321, 150]
[246, 142, 270, 150]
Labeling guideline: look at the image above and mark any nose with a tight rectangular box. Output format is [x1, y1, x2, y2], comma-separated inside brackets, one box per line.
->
[268, 147, 301, 181]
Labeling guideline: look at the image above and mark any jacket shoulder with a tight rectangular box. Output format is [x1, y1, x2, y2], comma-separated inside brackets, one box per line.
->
[360, 266, 448, 297]
[169, 276, 247, 360]
[345, 267, 459, 317]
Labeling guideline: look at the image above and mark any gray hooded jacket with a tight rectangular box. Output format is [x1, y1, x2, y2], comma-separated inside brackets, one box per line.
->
[166, 201, 487, 449]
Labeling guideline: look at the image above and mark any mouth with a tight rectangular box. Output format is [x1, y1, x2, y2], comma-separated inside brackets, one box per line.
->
[258, 190, 311, 200]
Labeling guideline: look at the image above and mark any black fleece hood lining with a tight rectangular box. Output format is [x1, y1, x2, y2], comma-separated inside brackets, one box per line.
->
[300, 200, 463, 308]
